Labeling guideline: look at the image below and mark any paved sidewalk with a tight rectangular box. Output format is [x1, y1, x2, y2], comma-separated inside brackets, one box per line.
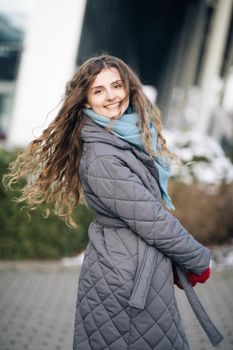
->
[0, 261, 232, 350]
[175, 268, 233, 350]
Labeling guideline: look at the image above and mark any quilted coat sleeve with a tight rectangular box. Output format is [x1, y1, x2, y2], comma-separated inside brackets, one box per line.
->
[87, 155, 210, 274]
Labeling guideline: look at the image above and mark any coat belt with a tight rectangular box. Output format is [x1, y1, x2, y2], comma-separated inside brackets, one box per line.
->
[95, 214, 224, 347]
[129, 245, 158, 309]
[175, 265, 223, 347]
[96, 214, 129, 228]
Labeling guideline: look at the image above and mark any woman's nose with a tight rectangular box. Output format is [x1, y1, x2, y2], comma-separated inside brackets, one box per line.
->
[106, 88, 115, 100]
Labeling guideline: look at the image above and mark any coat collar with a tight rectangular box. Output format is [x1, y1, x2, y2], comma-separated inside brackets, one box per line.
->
[81, 117, 159, 181]
[81, 116, 132, 151]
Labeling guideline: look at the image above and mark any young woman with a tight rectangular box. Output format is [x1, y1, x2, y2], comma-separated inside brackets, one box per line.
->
[4, 55, 222, 350]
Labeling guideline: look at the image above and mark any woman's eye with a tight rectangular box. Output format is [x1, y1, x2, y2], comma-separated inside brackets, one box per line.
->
[94, 89, 102, 95]
[114, 84, 122, 89]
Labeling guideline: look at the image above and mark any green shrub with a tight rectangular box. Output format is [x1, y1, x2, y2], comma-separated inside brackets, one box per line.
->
[0, 148, 95, 260]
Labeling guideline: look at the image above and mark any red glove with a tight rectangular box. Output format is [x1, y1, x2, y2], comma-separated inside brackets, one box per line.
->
[187, 267, 211, 285]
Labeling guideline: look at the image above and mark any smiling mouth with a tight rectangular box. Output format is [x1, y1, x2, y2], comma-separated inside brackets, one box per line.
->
[105, 102, 121, 110]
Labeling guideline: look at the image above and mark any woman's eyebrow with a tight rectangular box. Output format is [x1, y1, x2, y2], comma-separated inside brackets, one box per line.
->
[90, 80, 123, 90]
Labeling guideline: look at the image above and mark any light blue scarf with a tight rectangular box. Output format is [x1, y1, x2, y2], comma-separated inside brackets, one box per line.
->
[83, 107, 175, 210]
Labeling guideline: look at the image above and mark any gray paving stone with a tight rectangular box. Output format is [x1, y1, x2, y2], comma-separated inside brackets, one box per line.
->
[0, 266, 79, 350]
[0, 263, 232, 350]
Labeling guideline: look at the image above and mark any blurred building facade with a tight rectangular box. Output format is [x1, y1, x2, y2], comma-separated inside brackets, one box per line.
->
[0, 0, 232, 148]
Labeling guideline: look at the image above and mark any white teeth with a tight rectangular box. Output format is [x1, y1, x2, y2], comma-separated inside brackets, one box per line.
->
[105, 103, 119, 109]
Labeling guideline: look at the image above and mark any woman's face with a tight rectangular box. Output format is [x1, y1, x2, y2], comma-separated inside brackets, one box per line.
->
[86, 67, 129, 119]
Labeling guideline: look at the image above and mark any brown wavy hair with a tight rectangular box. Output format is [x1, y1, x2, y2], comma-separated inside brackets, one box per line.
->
[3, 54, 175, 227]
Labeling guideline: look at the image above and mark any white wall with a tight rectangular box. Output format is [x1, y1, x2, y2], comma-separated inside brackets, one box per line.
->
[8, 0, 86, 146]
[197, 0, 233, 134]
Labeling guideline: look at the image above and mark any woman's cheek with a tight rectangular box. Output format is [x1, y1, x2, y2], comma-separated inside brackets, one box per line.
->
[89, 96, 103, 108]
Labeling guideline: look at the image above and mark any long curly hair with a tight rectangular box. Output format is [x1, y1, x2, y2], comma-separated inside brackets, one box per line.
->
[3, 54, 175, 227]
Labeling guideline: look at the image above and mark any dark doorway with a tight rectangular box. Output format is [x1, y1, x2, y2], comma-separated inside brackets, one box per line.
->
[77, 0, 191, 110]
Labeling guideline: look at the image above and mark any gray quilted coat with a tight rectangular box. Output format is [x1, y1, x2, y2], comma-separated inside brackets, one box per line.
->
[73, 117, 211, 350]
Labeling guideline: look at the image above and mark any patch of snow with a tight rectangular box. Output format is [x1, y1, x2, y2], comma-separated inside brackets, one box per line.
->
[61, 252, 84, 267]
[211, 252, 233, 271]
[210, 242, 233, 271]
[164, 129, 233, 186]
